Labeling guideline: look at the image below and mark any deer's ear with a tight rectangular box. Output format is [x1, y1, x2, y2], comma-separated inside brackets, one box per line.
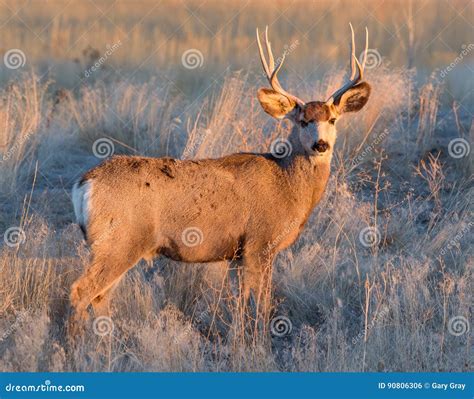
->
[257, 88, 297, 119]
[336, 82, 371, 114]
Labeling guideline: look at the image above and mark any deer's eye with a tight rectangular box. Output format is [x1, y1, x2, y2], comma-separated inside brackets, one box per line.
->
[328, 118, 336, 125]
[301, 121, 308, 128]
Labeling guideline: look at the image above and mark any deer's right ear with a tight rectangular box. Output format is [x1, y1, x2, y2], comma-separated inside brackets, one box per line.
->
[257, 88, 297, 119]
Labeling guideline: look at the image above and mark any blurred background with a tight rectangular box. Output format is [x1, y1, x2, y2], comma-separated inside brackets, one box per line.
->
[0, 0, 472, 97]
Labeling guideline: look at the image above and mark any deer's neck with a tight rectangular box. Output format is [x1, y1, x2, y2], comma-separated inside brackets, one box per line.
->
[279, 132, 333, 218]
[286, 154, 331, 205]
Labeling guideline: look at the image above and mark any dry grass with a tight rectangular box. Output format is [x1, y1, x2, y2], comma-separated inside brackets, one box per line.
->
[0, 0, 472, 372]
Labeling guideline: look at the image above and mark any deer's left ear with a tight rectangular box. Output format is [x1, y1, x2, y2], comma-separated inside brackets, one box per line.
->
[257, 88, 297, 119]
[335, 82, 371, 114]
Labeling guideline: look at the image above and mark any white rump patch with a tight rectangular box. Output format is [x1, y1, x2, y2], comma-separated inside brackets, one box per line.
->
[72, 180, 92, 230]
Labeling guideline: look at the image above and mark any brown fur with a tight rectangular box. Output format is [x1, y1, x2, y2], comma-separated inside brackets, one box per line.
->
[69, 149, 331, 329]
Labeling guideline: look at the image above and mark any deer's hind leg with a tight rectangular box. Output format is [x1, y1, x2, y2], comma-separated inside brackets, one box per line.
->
[90, 251, 156, 316]
[69, 242, 144, 333]
[90, 280, 120, 317]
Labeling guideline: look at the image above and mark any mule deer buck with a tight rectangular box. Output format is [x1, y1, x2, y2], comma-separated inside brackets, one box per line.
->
[69, 24, 371, 332]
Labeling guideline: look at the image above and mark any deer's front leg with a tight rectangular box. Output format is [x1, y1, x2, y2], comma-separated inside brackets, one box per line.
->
[241, 249, 275, 331]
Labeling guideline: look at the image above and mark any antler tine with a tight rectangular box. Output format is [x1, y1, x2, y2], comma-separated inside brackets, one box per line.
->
[256, 26, 305, 106]
[349, 23, 356, 80]
[256, 27, 271, 79]
[270, 52, 286, 91]
[265, 26, 275, 72]
[361, 27, 369, 76]
[326, 23, 367, 105]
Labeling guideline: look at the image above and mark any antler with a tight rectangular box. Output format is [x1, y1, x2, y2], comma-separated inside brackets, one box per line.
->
[326, 23, 368, 105]
[256, 26, 305, 106]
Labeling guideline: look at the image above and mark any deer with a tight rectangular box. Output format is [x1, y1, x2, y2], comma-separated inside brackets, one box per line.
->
[69, 24, 371, 333]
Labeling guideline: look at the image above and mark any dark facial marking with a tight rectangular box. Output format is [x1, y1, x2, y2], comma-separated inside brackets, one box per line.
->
[312, 139, 330, 153]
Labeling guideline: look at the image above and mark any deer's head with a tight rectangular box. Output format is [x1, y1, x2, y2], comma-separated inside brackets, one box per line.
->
[256, 25, 371, 157]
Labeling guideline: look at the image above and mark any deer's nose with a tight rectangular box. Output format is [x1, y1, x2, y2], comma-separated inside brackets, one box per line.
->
[312, 139, 330, 153]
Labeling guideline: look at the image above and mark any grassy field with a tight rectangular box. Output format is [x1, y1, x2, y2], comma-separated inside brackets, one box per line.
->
[0, 0, 472, 371]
